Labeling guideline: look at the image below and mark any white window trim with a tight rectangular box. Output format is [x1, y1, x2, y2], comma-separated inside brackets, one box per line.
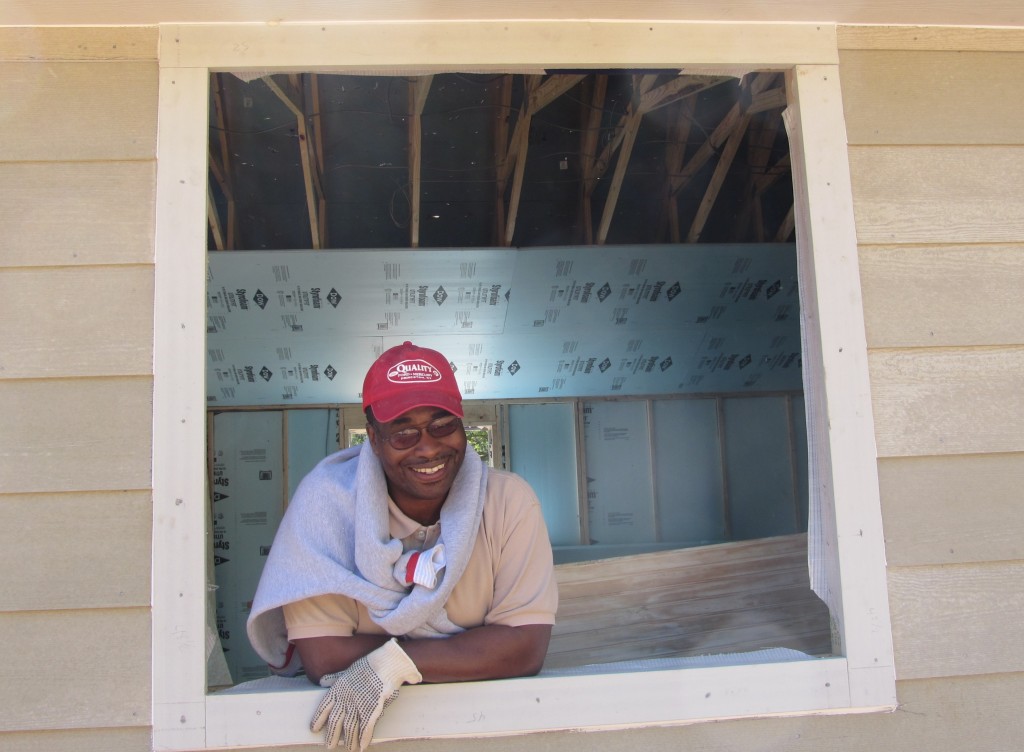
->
[152, 20, 895, 750]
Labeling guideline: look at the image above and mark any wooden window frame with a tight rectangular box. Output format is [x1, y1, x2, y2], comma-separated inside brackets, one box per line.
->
[152, 20, 895, 750]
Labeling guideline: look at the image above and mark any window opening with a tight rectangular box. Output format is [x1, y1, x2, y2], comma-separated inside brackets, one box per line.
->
[152, 24, 896, 747]
[204, 67, 815, 687]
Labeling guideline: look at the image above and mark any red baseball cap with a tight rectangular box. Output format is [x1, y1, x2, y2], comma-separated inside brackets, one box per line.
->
[362, 341, 464, 423]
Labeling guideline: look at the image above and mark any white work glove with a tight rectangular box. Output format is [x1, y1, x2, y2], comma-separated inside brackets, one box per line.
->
[392, 543, 447, 589]
[311, 638, 423, 751]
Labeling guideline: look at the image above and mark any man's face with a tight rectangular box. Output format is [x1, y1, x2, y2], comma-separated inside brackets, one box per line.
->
[367, 405, 467, 518]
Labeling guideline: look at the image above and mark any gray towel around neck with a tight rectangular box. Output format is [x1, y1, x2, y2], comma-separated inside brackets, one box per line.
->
[246, 442, 487, 673]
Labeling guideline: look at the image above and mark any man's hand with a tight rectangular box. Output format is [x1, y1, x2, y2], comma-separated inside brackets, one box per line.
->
[310, 638, 422, 751]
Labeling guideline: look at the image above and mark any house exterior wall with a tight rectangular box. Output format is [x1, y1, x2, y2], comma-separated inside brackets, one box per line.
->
[1, 9, 1022, 752]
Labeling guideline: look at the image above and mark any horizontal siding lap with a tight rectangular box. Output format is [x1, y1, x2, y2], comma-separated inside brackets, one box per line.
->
[859, 245, 1024, 349]
[839, 49, 1024, 145]
[0, 727, 152, 752]
[0, 491, 152, 611]
[0, 608, 150, 732]
[0, 378, 153, 494]
[0, 266, 154, 378]
[879, 454, 1024, 567]
[0, 61, 158, 162]
[888, 561, 1024, 680]
[869, 346, 1024, 458]
[849, 146, 1024, 245]
[0, 161, 156, 267]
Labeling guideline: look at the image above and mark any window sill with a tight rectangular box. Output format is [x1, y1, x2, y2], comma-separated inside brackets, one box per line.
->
[200, 652, 882, 749]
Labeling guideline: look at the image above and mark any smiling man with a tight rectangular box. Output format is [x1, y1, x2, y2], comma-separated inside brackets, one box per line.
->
[247, 342, 558, 751]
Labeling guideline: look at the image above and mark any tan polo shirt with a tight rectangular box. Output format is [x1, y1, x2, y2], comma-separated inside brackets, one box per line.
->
[283, 469, 558, 639]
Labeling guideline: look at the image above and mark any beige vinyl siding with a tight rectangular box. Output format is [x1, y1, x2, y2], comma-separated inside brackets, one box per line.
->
[878, 453, 1024, 567]
[0, 728, 153, 752]
[0, 266, 154, 376]
[0, 25, 157, 747]
[839, 33, 1024, 719]
[0, 491, 152, 611]
[1, 161, 156, 267]
[860, 244, 1024, 348]
[849, 146, 1024, 245]
[0, 609, 151, 731]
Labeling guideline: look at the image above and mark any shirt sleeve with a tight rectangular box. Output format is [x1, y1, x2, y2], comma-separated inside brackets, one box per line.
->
[282, 593, 361, 640]
[481, 472, 559, 627]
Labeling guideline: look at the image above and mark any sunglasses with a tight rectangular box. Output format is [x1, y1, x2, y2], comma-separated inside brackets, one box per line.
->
[376, 415, 463, 450]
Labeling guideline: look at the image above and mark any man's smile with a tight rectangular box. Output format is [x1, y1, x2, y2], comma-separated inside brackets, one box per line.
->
[412, 462, 446, 476]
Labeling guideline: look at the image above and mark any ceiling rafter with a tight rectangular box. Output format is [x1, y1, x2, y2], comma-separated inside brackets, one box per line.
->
[578, 74, 608, 244]
[592, 75, 723, 245]
[407, 75, 434, 248]
[265, 75, 325, 249]
[208, 74, 237, 250]
[686, 106, 751, 242]
[687, 73, 778, 242]
[493, 75, 514, 245]
[728, 74, 789, 240]
[594, 74, 658, 245]
[662, 95, 697, 243]
[309, 73, 328, 246]
[775, 204, 796, 242]
[664, 73, 789, 243]
[207, 70, 795, 252]
[499, 74, 585, 247]
[668, 99, 742, 198]
[207, 153, 228, 251]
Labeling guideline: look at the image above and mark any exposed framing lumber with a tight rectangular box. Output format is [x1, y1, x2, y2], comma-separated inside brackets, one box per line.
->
[735, 75, 788, 241]
[687, 107, 752, 242]
[663, 74, 788, 242]
[493, 75, 513, 245]
[407, 75, 433, 248]
[206, 182, 224, 251]
[310, 73, 328, 246]
[595, 75, 722, 245]
[501, 74, 584, 246]
[208, 74, 237, 250]
[578, 74, 608, 244]
[663, 96, 696, 243]
[595, 75, 657, 245]
[502, 79, 534, 247]
[775, 203, 796, 242]
[686, 74, 780, 242]
[264, 75, 323, 249]
[669, 99, 741, 197]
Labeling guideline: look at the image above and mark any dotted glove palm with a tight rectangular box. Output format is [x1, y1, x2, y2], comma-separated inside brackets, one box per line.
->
[311, 638, 423, 751]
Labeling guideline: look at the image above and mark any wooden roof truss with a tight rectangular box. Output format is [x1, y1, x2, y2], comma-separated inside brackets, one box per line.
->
[207, 70, 792, 251]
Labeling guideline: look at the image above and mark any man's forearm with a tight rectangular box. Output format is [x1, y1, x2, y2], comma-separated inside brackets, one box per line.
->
[294, 623, 551, 685]
[402, 623, 551, 683]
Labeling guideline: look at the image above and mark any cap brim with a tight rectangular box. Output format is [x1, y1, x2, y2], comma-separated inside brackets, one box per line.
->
[369, 390, 464, 424]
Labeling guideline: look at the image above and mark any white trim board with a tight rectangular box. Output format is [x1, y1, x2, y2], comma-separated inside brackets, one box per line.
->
[151, 19, 894, 750]
[160, 20, 839, 70]
[207, 656, 856, 747]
